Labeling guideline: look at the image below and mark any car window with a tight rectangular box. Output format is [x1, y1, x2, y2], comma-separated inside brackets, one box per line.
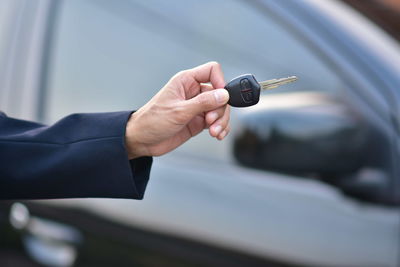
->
[45, 0, 343, 162]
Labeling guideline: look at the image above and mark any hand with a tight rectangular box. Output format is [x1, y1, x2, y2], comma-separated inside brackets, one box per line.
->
[125, 62, 231, 159]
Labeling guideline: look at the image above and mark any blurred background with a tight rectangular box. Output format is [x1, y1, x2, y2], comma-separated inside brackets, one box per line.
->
[0, 0, 399, 266]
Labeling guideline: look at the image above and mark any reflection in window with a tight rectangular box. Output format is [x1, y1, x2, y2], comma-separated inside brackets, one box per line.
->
[46, 0, 342, 161]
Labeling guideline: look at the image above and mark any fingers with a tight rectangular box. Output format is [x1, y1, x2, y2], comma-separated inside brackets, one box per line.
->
[217, 126, 230, 140]
[183, 89, 229, 117]
[189, 61, 225, 89]
[202, 83, 225, 126]
[199, 83, 215, 93]
[179, 62, 228, 117]
[209, 105, 230, 140]
[175, 62, 231, 140]
[205, 106, 225, 126]
[191, 82, 231, 140]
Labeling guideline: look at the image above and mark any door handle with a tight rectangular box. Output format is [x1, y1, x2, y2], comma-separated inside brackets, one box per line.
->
[9, 202, 83, 267]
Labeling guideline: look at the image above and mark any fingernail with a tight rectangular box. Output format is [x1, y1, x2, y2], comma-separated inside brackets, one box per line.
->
[214, 125, 222, 135]
[214, 89, 229, 104]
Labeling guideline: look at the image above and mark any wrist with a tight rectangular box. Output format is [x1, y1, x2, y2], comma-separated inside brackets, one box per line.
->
[125, 112, 149, 159]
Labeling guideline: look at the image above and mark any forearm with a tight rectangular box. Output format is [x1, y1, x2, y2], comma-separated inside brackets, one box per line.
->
[0, 111, 152, 199]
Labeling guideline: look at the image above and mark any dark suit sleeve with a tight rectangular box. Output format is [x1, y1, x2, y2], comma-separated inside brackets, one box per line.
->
[0, 111, 152, 200]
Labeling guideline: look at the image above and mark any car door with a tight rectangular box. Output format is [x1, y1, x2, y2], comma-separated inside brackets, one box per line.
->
[1, 0, 399, 266]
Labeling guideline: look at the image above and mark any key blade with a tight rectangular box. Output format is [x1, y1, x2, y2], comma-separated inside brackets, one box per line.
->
[259, 76, 298, 90]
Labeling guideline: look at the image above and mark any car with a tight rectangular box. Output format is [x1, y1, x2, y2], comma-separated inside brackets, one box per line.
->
[0, 0, 399, 266]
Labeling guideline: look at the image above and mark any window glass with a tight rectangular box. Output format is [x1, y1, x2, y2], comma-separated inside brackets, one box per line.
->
[45, 0, 343, 162]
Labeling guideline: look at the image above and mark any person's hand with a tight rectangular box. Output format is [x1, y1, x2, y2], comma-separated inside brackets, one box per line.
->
[125, 62, 230, 159]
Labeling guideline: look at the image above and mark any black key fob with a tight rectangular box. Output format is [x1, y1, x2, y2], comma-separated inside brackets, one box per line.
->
[224, 74, 260, 107]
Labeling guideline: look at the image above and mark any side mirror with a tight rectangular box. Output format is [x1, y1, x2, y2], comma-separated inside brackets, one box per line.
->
[234, 92, 370, 176]
[233, 92, 395, 205]
[234, 108, 368, 177]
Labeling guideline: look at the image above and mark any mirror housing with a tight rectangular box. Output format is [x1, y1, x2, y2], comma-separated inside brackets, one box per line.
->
[233, 92, 397, 205]
[233, 92, 370, 178]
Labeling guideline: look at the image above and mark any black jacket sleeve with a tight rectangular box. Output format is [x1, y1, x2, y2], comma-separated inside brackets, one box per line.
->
[0, 111, 152, 200]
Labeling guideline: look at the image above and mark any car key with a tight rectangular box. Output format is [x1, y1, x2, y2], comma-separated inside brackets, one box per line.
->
[224, 74, 298, 107]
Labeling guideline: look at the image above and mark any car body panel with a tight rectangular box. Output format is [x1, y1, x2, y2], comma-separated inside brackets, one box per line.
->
[35, 153, 400, 266]
[0, 0, 399, 266]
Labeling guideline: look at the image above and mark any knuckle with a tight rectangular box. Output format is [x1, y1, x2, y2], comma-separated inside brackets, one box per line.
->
[208, 61, 220, 67]
[175, 69, 193, 81]
[205, 114, 214, 125]
[175, 70, 188, 78]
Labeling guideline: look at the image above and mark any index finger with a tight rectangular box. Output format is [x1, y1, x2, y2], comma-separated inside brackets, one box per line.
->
[189, 61, 225, 89]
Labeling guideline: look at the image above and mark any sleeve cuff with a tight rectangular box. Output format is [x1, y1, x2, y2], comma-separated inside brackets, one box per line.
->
[129, 156, 153, 199]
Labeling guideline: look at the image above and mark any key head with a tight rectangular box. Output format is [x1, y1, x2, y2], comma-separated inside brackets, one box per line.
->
[224, 74, 260, 107]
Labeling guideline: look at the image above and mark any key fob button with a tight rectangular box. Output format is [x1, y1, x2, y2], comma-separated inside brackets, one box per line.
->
[240, 79, 253, 103]
[241, 90, 254, 103]
[240, 78, 251, 90]
[225, 74, 261, 107]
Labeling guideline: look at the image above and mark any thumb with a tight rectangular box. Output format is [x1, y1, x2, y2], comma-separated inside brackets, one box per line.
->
[184, 89, 229, 116]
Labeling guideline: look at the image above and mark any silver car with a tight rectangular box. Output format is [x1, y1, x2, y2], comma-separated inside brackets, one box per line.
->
[0, 0, 399, 266]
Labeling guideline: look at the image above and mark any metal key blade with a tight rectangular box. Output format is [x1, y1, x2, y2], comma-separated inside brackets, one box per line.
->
[259, 76, 298, 90]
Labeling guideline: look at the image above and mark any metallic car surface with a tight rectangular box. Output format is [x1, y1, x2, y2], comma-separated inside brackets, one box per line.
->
[0, 0, 399, 266]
